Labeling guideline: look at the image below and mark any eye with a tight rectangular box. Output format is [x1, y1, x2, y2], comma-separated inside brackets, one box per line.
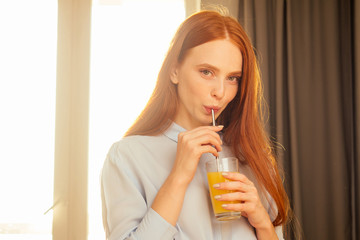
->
[228, 75, 242, 83]
[200, 69, 213, 77]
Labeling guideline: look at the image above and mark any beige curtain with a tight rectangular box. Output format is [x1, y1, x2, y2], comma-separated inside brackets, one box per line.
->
[53, 0, 91, 239]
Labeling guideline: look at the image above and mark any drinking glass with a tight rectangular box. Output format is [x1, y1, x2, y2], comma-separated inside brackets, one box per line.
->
[206, 157, 241, 221]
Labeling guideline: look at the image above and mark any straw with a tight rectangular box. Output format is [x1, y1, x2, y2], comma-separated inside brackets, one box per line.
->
[212, 109, 221, 172]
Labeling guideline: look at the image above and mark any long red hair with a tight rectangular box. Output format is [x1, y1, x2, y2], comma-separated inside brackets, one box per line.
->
[125, 10, 289, 226]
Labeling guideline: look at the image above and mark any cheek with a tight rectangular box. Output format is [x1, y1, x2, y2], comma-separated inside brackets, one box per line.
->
[179, 74, 203, 97]
[177, 78, 199, 104]
[226, 86, 239, 103]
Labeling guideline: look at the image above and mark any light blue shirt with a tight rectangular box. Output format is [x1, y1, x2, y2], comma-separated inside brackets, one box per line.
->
[101, 122, 284, 239]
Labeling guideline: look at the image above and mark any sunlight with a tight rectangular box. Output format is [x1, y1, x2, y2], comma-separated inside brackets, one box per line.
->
[0, 0, 57, 239]
[88, 0, 185, 239]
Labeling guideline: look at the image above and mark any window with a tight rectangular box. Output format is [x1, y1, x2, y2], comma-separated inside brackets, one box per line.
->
[0, 1, 186, 239]
[0, 1, 57, 239]
[88, 0, 185, 239]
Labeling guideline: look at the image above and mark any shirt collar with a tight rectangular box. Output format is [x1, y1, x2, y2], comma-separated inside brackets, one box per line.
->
[163, 122, 187, 143]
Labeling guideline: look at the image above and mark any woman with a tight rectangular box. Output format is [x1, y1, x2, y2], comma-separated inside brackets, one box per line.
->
[101, 10, 290, 240]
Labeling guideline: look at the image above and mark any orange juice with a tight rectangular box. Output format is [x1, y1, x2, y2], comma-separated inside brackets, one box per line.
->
[207, 172, 240, 219]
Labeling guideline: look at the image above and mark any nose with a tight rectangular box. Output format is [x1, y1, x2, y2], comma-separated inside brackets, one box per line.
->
[210, 79, 225, 99]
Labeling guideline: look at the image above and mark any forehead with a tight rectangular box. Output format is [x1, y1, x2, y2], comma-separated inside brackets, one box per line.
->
[181, 39, 243, 72]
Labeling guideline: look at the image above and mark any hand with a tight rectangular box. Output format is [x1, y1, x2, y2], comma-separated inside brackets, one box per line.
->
[171, 125, 223, 185]
[213, 172, 273, 230]
[152, 125, 224, 226]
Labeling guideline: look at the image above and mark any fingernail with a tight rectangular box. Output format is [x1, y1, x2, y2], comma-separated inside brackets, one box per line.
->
[222, 172, 228, 176]
[217, 125, 224, 128]
[214, 195, 221, 200]
[213, 183, 220, 188]
[222, 204, 228, 208]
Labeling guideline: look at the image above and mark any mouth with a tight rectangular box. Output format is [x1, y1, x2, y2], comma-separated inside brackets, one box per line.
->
[204, 106, 221, 115]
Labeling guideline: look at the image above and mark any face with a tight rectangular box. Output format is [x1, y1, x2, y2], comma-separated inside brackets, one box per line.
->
[170, 39, 243, 130]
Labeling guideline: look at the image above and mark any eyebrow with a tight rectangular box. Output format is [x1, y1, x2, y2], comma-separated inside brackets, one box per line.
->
[196, 63, 242, 75]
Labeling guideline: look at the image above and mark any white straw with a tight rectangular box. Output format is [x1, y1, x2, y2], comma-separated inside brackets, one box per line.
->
[212, 109, 216, 127]
[212, 109, 221, 171]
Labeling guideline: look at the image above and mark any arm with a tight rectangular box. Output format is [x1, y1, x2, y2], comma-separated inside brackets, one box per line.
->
[254, 220, 279, 240]
[102, 126, 223, 239]
[101, 145, 178, 240]
[152, 125, 223, 225]
[150, 170, 188, 226]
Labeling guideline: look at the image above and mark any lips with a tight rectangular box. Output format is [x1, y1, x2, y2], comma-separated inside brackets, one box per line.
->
[204, 106, 220, 114]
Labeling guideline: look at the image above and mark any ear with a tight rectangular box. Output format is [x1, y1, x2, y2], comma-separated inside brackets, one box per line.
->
[170, 65, 179, 84]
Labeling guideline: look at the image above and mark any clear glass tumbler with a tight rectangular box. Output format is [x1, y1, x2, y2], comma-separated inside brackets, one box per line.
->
[206, 157, 241, 221]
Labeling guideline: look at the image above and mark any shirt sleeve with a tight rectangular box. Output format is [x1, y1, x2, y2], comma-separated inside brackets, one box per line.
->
[267, 196, 284, 240]
[101, 143, 178, 240]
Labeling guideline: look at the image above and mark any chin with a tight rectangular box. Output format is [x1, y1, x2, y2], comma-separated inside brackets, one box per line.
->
[201, 119, 213, 126]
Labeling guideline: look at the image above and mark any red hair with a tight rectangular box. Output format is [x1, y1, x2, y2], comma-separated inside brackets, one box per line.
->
[125, 10, 290, 226]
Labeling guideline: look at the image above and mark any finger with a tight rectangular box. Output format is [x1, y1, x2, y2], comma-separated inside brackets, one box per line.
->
[179, 128, 223, 147]
[178, 142, 220, 159]
[192, 125, 224, 132]
[215, 191, 257, 202]
[214, 181, 254, 192]
[188, 137, 222, 153]
[214, 191, 245, 201]
[183, 125, 224, 138]
[221, 203, 244, 212]
[221, 201, 257, 213]
[200, 145, 220, 157]
[194, 127, 223, 143]
[221, 172, 254, 185]
[187, 133, 223, 152]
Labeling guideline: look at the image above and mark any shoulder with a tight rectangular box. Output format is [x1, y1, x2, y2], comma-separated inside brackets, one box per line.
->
[102, 133, 176, 187]
[106, 134, 173, 164]
[102, 135, 160, 181]
[108, 135, 157, 158]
